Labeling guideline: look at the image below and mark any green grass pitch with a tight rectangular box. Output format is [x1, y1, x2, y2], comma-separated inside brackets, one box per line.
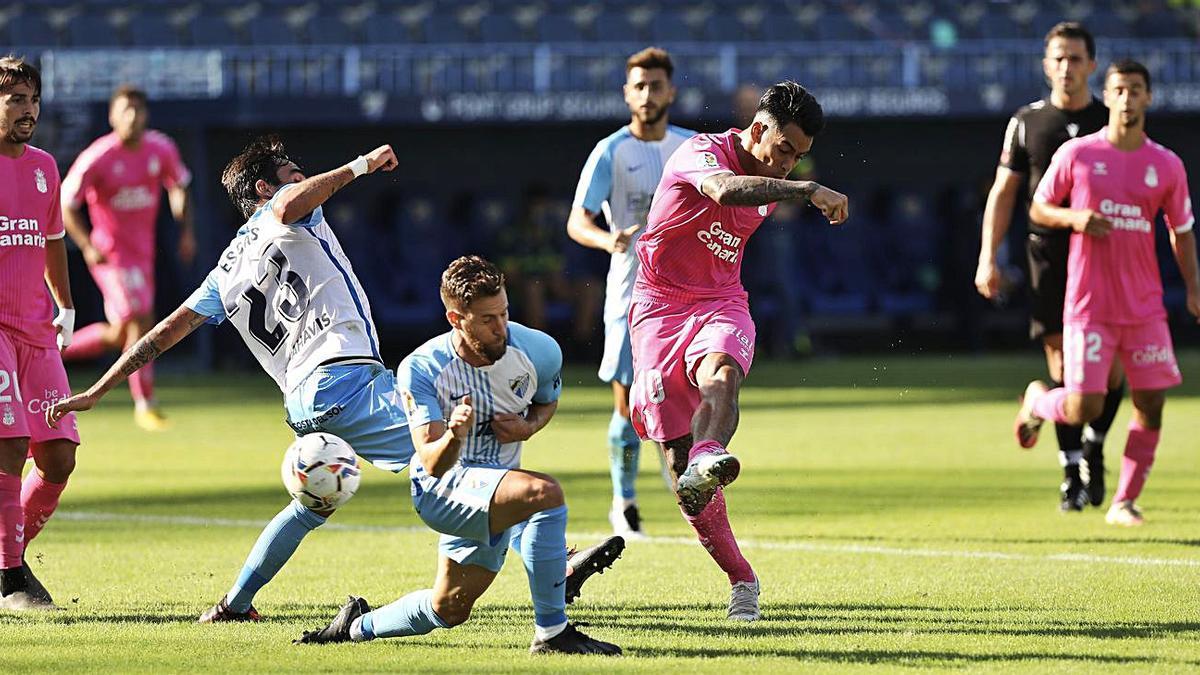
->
[4, 353, 1200, 673]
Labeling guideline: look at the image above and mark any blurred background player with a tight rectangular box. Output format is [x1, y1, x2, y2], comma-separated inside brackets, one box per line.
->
[0, 56, 80, 610]
[974, 22, 1124, 512]
[298, 256, 622, 655]
[60, 85, 195, 431]
[1016, 60, 1198, 527]
[629, 81, 848, 621]
[567, 47, 693, 539]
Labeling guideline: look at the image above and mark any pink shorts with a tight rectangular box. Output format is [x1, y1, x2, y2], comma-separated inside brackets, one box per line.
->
[1064, 319, 1182, 394]
[628, 295, 755, 442]
[0, 331, 80, 445]
[91, 261, 154, 323]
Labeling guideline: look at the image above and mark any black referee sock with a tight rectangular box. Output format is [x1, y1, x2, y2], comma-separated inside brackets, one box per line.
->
[1087, 381, 1126, 440]
[1051, 380, 1083, 467]
[0, 566, 27, 596]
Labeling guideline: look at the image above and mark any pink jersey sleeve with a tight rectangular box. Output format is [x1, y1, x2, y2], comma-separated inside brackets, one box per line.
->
[1164, 155, 1194, 233]
[1033, 139, 1080, 206]
[155, 133, 192, 189]
[46, 162, 64, 239]
[60, 146, 100, 210]
[669, 135, 737, 196]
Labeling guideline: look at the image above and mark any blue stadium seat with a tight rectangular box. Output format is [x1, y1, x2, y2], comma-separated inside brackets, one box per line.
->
[535, 11, 583, 42]
[759, 13, 814, 42]
[190, 15, 238, 46]
[363, 14, 408, 44]
[248, 15, 297, 45]
[129, 12, 180, 47]
[66, 11, 123, 47]
[709, 13, 754, 42]
[649, 9, 696, 43]
[814, 13, 865, 41]
[424, 13, 468, 43]
[9, 13, 61, 47]
[593, 8, 640, 42]
[479, 10, 526, 42]
[306, 12, 358, 45]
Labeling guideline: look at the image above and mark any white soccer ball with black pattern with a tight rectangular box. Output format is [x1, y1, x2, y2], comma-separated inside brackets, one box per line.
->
[280, 432, 362, 510]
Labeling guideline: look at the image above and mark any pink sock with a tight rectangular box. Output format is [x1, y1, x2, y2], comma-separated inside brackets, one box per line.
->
[21, 472, 67, 544]
[688, 439, 725, 462]
[1113, 422, 1160, 503]
[63, 323, 111, 361]
[0, 472, 24, 569]
[1031, 387, 1069, 424]
[129, 362, 154, 405]
[681, 488, 754, 584]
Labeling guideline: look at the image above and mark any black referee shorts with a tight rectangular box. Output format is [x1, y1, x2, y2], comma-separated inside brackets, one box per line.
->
[1026, 231, 1069, 341]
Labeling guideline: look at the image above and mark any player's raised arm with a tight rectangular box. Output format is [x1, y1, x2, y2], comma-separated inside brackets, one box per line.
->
[46, 305, 210, 426]
[701, 174, 849, 224]
[272, 144, 398, 225]
[567, 207, 641, 255]
[411, 396, 474, 478]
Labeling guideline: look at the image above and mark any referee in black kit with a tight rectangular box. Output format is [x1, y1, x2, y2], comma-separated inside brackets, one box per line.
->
[975, 22, 1124, 513]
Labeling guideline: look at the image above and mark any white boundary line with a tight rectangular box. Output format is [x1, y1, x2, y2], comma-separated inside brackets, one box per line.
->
[55, 510, 1200, 569]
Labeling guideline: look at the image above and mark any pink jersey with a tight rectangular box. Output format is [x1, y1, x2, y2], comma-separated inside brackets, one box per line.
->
[0, 145, 66, 347]
[61, 130, 190, 264]
[634, 129, 776, 302]
[1035, 128, 1194, 324]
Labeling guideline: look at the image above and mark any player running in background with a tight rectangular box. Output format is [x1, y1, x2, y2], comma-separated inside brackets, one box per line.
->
[60, 85, 195, 431]
[568, 47, 693, 539]
[975, 23, 1123, 512]
[1015, 60, 1198, 527]
[0, 56, 80, 611]
[297, 256, 622, 655]
[629, 81, 847, 620]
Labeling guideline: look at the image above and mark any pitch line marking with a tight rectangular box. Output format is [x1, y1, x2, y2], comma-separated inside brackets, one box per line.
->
[55, 510, 1200, 569]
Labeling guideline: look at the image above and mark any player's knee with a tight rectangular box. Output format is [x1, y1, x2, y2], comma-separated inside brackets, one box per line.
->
[38, 454, 76, 483]
[431, 595, 473, 627]
[699, 363, 741, 400]
[0, 439, 27, 476]
[528, 477, 564, 510]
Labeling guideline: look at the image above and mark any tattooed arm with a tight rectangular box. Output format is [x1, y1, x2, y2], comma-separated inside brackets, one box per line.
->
[272, 144, 398, 225]
[701, 174, 850, 224]
[46, 305, 211, 426]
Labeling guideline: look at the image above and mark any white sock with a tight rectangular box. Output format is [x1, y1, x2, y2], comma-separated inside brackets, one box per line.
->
[534, 620, 567, 642]
[349, 615, 368, 641]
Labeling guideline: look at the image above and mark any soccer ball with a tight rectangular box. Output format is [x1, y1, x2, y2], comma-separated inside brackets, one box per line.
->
[280, 432, 362, 511]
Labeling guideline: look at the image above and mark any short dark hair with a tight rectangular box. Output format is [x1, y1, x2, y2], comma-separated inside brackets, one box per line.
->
[1106, 59, 1152, 91]
[221, 135, 296, 219]
[626, 47, 673, 78]
[110, 84, 147, 107]
[441, 256, 506, 310]
[0, 55, 41, 96]
[1045, 21, 1096, 60]
[757, 81, 824, 137]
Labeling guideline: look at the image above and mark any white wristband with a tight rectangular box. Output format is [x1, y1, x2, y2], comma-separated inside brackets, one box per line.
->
[348, 155, 369, 177]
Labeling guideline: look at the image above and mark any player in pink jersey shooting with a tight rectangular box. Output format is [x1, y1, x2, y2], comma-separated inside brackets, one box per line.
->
[1015, 60, 1199, 527]
[629, 81, 847, 620]
[0, 56, 80, 611]
[60, 85, 194, 432]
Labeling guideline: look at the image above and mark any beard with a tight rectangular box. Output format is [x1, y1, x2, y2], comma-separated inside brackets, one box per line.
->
[4, 119, 35, 144]
[465, 332, 507, 362]
[636, 105, 667, 126]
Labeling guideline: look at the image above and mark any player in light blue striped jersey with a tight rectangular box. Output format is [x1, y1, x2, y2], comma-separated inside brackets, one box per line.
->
[567, 47, 693, 538]
[297, 256, 622, 655]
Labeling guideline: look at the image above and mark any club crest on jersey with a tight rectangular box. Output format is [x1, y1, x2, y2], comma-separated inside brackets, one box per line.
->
[2, 404, 14, 426]
[1066, 123, 1079, 138]
[34, 168, 47, 193]
[148, 155, 160, 176]
[1145, 165, 1158, 188]
[1093, 162, 1107, 176]
[697, 152, 720, 169]
[399, 389, 417, 418]
[509, 373, 531, 398]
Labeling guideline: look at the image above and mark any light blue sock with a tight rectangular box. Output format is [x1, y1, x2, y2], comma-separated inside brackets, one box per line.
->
[608, 411, 641, 500]
[353, 589, 448, 640]
[226, 500, 325, 612]
[521, 504, 569, 629]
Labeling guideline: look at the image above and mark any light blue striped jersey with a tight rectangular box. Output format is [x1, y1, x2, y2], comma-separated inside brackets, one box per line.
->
[573, 124, 695, 323]
[185, 183, 381, 393]
[396, 322, 562, 469]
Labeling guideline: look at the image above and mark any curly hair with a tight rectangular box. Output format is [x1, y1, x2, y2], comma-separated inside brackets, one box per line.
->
[440, 256, 506, 310]
[0, 55, 40, 96]
[221, 134, 297, 219]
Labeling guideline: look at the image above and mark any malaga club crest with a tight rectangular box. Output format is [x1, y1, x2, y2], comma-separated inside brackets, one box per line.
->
[509, 374, 531, 398]
[34, 168, 47, 193]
